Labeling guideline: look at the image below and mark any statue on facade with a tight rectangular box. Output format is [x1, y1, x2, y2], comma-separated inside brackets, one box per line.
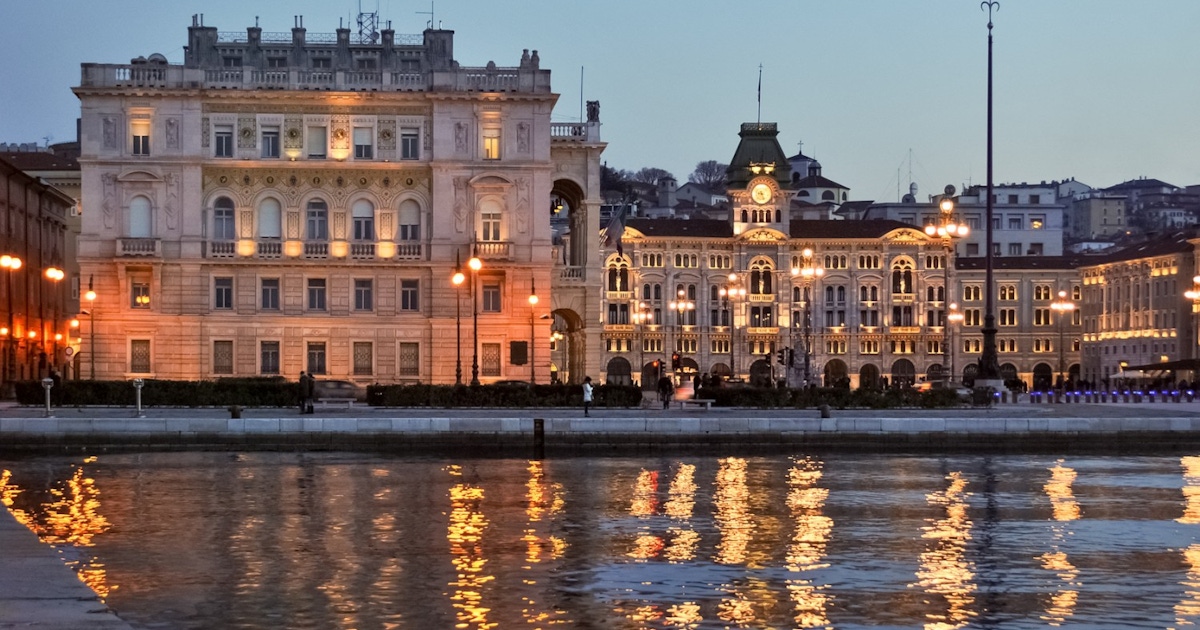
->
[586, 100, 600, 123]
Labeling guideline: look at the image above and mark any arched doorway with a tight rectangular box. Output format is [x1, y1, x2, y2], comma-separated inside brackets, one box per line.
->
[709, 362, 731, 380]
[823, 359, 849, 388]
[1000, 363, 1020, 390]
[640, 361, 661, 390]
[1032, 363, 1053, 391]
[678, 358, 699, 386]
[550, 308, 586, 384]
[962, 364, 978, 388]
[859, 363, 881, 390]
[551, 179, 586, 268]
[606, 356, 632, 386]
[1068, 363, 1080, 387]
[749, 359, 772, 387]
[891, 359, 916, 389]
[926, 363, 944, 383]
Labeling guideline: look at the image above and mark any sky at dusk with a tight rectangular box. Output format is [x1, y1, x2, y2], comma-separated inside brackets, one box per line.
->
[2, 1, 1198, 201]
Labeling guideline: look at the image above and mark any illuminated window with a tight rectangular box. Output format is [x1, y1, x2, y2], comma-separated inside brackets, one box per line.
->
[131, 119, 150, 155]
[131, 282, 151, 309]
[1030, 216, 1045, 229]
[481, 211, 502, 241]
[482, 127, 501, 160]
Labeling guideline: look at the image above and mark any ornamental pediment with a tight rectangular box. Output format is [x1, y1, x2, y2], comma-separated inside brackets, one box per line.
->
[883, 228, 927, 243]
[740, 228, 787, 242]
[116, 169, 163, 183]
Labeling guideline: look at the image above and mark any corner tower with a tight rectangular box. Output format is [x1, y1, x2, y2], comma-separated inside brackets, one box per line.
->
[726, 123, 794, 236]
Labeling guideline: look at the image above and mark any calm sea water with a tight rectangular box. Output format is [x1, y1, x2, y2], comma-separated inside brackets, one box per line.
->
[3, 451, 1200, 629]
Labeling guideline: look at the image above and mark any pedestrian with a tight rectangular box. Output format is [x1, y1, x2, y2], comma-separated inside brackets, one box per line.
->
[582, 376, 594, 417]
[304, 372, 316, 414]
[298, 371, 309, 414]
[657, 374, 674, 410]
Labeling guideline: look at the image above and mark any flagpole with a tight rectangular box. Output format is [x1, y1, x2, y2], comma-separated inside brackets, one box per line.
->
[756, 63, 762, 124]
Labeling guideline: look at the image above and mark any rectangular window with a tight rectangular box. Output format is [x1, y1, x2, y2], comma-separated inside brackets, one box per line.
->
[215, 125, 234, 158]
[306, 342, 327, 375]
[214, 277, 234, 309]
[213, 340, 234, 375]
[1028, 243, 1044, 255]
[306, 206, 328, 241]
[1008, 243, 1022, 256]
[353, 127, 373, 159]
[401, 128, 419, 159]
[481, 212, 501, 241]
[267, 57, 287, 68]
[223, 56, 242, 67]
[213, 207, 236, 240]
[307, 278, 327, 311]
[353, 342, 373, 376]
[400, 279, 420, 311]
[965, 308, 981, 326]
[1034, 308, 1051, 326]
[483, 284, 501, 313]
[482, 127, 501, 160]
[482, 342, 501, 376]
[398, 342, 419, 376]
[1000, 308, 1016, 326]
[131, 119, 150, 155]
[131, 282, 151, 309]
[353, 213, 374, 241]
[312, 57, 331, 69]
[1030, 194, 1041, 205]
[1030, 215, 1045, 229]
[130, 339, 152, 373]
[261, 278, 280, 310]
[261, 127, 280, 158]
[260, 341, 280, 374]
[307, 126, 327, 159]
[355, 279, 374, 311]
[1007, 194, 1019, 204]
[1008, 217, 1022, 230]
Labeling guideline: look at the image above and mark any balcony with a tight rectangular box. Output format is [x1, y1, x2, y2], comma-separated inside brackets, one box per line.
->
[889, 326, 921, 334]
[257, 241, 282, 259]
[748, 293, 774, 303]
[303, 242, 328, 259]
[118, 238, 160, 257]
[350, 243, 375, 260]
[607, 290, 632, 301]
[558, 266, 585, 283]
[207, 240, 236, 259]
[746, 327, 779, 335]
[550, 121, 601, 143]
[475, 241, 511, 260]
[394, 242, 422, 260]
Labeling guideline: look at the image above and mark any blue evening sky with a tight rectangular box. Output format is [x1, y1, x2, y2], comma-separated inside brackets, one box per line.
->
[2, 1, 1197, 200]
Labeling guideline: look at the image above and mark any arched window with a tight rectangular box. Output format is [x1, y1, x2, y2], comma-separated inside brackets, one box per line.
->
[822, 190, 835, 201]
[710, 285, 719, 301]
[212, 196, 235, 240]
[643, 284, 652, 300]
[653, 284, 662, 300]
[306, 199, 329, 241]
[749, 260, 774, 295]
[687, 284, 697, 300]
[128, 195, 152, 238]
[891, 260, 914, 295]
[607, 263, 629, 292]
[861, 286, 869, 301]
[837, 286, 846, 303]
[927, 286, 936, 301]
[352, 199, 375, 241]
[398, 199, 420, 241]
[257, 197, 282, 239]
[825, 286, 834, 302]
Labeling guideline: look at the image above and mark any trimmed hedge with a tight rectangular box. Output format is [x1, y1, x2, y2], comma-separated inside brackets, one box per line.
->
[14, 377, 297, 407]
[366, 383, 643, 408]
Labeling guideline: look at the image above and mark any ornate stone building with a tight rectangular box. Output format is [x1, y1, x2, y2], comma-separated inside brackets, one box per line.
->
[73, 17, 604, 384]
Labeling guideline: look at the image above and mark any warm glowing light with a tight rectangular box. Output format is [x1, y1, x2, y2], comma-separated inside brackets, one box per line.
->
[468, 256, 482, 272]
[0, 327, 7, 336]
[283, 240, 303, 258]
[70, 319, 80, 329]
[940, 199, 955, 213]
[785, 457, 833, 628]
[528, 293, 538, 306]
[1179, 456, 1200, 525]
[329, 240, 348, 258]
[1176, 544, 1200, 626]
[55, 333, 63, 341]
[913, 471, 977, 629]
[375, 241, 395, 258]
[45, 267, 65, 280]
[714, 457, 755, 566]
[452, 271, 465, 286]
[236, 239, 256, 257]
[802, 248, 813, 258]
[1044, 462, 1081, 522]
[85, 290, 96, 302]
[446, 465, 494, 630]
[1, 255, 22, 270]
[27, 331, 36, 339]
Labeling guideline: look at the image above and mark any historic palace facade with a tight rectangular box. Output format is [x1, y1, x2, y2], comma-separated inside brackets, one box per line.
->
[73, 17, 604, 384]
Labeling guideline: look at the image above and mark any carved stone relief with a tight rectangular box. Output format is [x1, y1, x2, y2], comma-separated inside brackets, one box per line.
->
[515, 177, 530, 234]
[102, 117, 116, 149]
[332, 211, 346, 240]
[331, 116, 350, 153]
[453, 176, 468, 233]
[377, 119, 396, 150]
[165, 118, 180, 149]
[201, 117, 210, 148]
[204, 104, 428, 116]
[239, 210, 254, 238]
[283, 117, 303, 151]
[517, 122, 530, 153]
[101, 173, 117, 229]
[163, 172, 179, 231]
[237, 116, 257, 149]
[454, 122, 468, 153]
[286, 210, 300, 239]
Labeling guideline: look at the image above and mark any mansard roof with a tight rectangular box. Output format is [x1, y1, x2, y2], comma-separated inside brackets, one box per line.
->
[0, 152, 79, 171]
[955, 255, 1084, 271]
[793, 174, 847, 190]
[725, 123, 792, 190]
[1090, 230, 1195, 264]
[625, 218, 732, 238]
[788, 219, 916, 239]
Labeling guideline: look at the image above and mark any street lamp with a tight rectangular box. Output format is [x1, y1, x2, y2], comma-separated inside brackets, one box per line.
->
[2, 255, 23, 395]
[632, 302, 653, 387]
[924, 188, 969, 383]
[85, 275, 96, 380]
[668, 287, 695, 379]
[44, 266, 64, 378]
[1185, 276, 1200, 369]
[719, 273, 745, 383]
[977, 0, 1003, 388]
[1051, 289, 1076, 390]
[947, 303, 964, 384]
[468, 250, 482, 386]
[528, 281, 539, 384]
[792, 248, 824, 387]
[452, 252, 466, 385]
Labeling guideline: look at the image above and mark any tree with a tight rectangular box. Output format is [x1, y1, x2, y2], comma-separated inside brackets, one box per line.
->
[689, 160, 728, 190]
[632, 167, 674, 185]
[601, 163, 633, 192]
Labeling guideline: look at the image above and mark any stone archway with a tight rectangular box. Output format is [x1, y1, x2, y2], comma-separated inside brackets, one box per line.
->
[823, 359, 849, 388]
[640, 360, 661, 390]
[890, 358, 916, 389]
[859, 363, 881, 390]
[962, 364, 978, 388]
[550, 308, 586, 384]
[606, 356, 632, 386]
[926, 363, 944, 382]
[1032, 363, 1053, 391]
[1001, 363, 1020, 390]
[551, 178, 586, 268]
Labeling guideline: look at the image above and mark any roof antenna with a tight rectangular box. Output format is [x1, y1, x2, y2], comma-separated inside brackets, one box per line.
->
[417, 0, 435, 28]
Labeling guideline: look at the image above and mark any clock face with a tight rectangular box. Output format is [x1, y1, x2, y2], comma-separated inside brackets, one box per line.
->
[751, 183, 772, 204]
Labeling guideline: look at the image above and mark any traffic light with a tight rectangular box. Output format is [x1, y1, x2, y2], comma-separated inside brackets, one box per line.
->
[787, 348, 796, 367]
[671, 352, 681, 371]
[777, 349, 786, 365]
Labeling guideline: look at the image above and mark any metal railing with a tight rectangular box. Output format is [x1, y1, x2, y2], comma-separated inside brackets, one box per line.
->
[118, 238, 160, 256]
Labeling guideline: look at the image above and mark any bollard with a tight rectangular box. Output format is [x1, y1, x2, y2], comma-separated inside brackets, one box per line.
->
[40, 377, 55, 418]
[1190, 390, 1196, 403]
[1148, 391, 1156, 403]
[819, 404, 831, 419]
[533, 418, 545, 459]
[228, 405, 242, 419]
[132, 378, 145, 418]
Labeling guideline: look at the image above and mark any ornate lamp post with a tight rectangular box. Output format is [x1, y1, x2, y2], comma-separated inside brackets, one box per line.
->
[719, 273, 745, 383]
[668, 287, 694, 378]
[1, 254, 21, 395]
[924, 188, 969, 383]
[977, 0, 1004, 388]
[793, 248, 824, 387]
[947, 303, 964, 384]
[44, 266, 64, 378]
[1051, 289, 1075, 390]
[633, 302, 653, 387]
[468, 250, 482, 386]
[451, 252, 465, 385]
[528, 281, 539, 384]
[1185, 275, 1200, 366]
[85, 276, 96, 380]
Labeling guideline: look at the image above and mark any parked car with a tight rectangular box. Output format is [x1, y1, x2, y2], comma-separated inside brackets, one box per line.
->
[313, 380, 366, 401]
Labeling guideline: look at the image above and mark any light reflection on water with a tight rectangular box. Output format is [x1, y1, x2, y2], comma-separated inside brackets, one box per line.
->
[4, 453, 1200, 629]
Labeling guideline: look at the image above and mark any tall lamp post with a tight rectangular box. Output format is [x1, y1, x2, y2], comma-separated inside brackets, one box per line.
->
[793, 248, 824, 387]
[668, 288, 694, 378]
[947, 303, 964, 384]
[45, 266, 64, 378]
[528, 281, 539, 384]
[977, 0, 1003, 388]
[1185, 275, 1200, 367]
[719, 273, 745, 382]
[924, 188, 969, 383]
[1051, 290, 1075, 390]
[451, 252, 465, 385]
[85, 276, 96, 380]
[632, 302, 653, 387]
[468, 250, 482, 386]
[1, 254, 22, 396]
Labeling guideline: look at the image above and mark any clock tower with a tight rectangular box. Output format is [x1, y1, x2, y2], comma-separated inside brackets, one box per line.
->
[725, 123, 795, 236]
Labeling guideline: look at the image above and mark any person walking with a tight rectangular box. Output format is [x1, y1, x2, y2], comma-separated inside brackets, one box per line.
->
[304, 372, 316, 414]
[657, 374, 674, 410]
[298, 371, 309, 414]
[582, 376, 594, 417]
